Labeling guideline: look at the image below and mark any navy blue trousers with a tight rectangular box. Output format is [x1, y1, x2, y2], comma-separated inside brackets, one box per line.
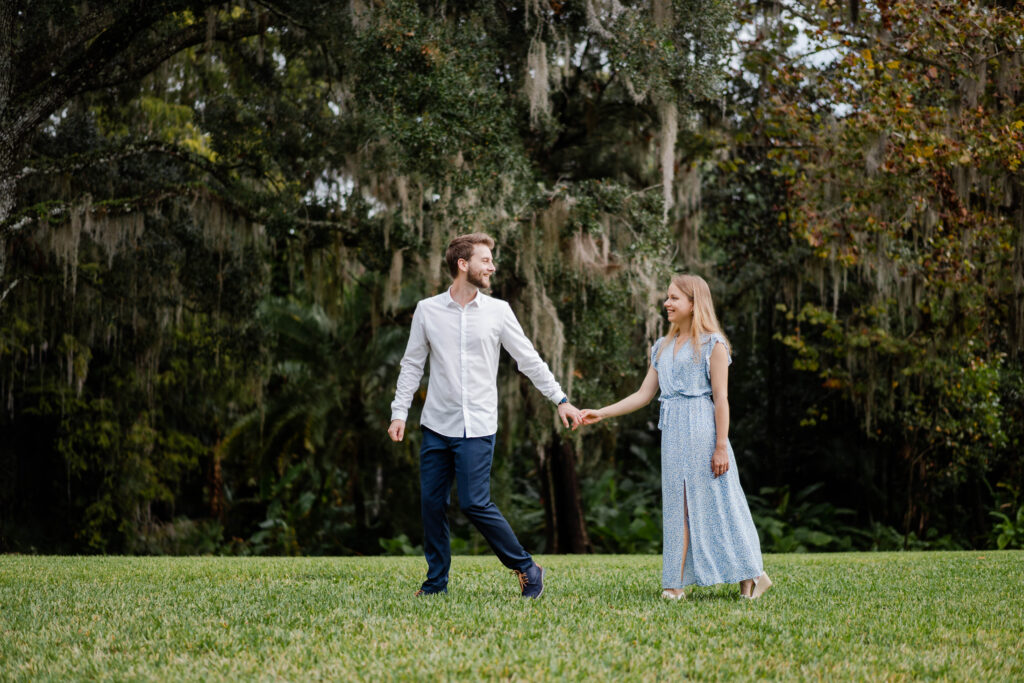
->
[419, 427, 533, 593]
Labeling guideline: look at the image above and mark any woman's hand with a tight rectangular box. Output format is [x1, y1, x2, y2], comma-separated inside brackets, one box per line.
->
[711, 444, 729, 477]
[578, 409, 605, 425]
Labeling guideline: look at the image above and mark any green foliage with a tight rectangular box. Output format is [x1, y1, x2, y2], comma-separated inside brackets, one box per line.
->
[21, 389, 207, 553]
[582, 442, 663, 554]
[989, 482, 1024, 550]
[352, 0, 528, 186]
[762, 0, 1022, 455]
[854, 522, 963, 553]
[702, 0, 1024, 548]
[990, 507, 1024, 550]
[129, 517, 226, 556]
[747, 483, 857, 553]
[378, 533, 422, 557]
[217, 285, 412, 555]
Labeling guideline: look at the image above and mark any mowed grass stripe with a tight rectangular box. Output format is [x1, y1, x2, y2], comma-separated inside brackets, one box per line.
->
[1, 552, 1021, 680]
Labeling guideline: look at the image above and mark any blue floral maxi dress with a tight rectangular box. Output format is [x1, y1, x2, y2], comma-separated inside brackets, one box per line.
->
[652, 334, 763, 589]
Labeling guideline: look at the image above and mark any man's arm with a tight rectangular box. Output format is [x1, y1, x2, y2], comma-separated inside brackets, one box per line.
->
[388, 303, 429, 442]
[499, 302, 581, 428]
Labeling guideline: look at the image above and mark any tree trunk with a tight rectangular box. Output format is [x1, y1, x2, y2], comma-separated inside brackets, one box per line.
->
[538, 434, 591, 554]
[0, 140, 15, 295]
[209, 445, 225, 524]
[901, 443, 916, 549]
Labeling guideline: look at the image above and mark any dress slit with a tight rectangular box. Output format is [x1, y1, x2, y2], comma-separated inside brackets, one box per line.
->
[680, 481, 689, 582]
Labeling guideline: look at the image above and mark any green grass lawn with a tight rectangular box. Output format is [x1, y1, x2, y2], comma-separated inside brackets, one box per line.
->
[1, 552, 1022, 680]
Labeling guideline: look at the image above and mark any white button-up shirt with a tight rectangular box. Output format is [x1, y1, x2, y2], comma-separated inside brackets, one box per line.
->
[390, 288, 566, 438]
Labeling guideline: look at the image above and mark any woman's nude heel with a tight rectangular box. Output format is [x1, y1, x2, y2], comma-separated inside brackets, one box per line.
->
[746, 572, 772, 600]
[661, 589, 686, 600]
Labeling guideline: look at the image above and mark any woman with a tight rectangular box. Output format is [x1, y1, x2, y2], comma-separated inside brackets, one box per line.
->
[580, 274, 772, 600]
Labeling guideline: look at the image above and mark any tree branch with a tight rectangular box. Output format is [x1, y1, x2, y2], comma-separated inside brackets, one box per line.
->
[84, 15, 266, 92]
[14, 140, 247, 184]
[1, 137, 278, 236]
[6, 5, 263, 163]
[15, 4, 121, 98]
[0, 278, 19, 307]
[250, 0, 319, 35]
[782, 5, 960, 77]
[0, 186, 190, 237]
[7, 2, 191, 152]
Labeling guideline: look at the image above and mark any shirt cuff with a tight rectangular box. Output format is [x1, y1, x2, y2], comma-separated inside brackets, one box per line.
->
[553, 394, 568, 406]
[391, 409, 409, 422]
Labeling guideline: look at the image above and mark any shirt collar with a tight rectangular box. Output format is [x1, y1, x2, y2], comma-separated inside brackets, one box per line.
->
[444, 287, 483, 308]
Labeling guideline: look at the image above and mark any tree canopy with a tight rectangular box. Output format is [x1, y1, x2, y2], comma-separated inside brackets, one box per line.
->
[1, 0, 1021, 555]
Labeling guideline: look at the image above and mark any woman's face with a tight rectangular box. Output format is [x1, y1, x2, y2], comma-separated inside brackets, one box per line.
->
[664, 283, 693, 323]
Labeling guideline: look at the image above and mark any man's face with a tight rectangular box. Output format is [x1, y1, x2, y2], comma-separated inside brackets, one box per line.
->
[463, 244, 496, 289]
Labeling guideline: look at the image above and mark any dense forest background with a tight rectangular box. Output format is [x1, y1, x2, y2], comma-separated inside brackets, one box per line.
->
[1, 0, 1022, 556]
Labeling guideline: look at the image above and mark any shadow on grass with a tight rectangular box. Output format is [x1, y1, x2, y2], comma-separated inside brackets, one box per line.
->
[676, 587, 750, 603]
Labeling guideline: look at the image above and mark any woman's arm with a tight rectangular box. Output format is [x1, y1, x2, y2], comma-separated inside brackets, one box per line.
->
[579, 365, 659, 424]
[709, 342, 731, 477]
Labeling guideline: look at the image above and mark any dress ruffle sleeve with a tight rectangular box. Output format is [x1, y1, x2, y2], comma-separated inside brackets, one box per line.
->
[651, 337, 664, 368]
[703, 333, 732, 378]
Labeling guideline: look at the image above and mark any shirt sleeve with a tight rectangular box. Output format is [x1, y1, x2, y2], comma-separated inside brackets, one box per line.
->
[499, 302, 566, 404]
[390, 303, 429, 422]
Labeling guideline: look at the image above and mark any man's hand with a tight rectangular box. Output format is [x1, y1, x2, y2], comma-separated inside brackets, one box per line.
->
[388, 419, 406, 442]
[557, 402, 583, 430]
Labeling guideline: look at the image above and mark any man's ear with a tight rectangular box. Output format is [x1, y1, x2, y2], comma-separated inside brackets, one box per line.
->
[458, 258, 469, 273]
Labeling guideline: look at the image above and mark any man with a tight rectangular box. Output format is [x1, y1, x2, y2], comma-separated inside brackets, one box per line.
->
[388, 232, 581, 598]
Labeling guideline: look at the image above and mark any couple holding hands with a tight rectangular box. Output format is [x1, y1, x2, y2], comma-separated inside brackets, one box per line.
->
[388, 233, 772, 601]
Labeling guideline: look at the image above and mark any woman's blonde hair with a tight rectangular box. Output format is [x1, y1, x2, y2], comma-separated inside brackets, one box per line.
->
[657, 274, 731, 363]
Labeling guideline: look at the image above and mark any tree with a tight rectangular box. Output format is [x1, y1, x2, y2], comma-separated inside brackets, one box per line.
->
[2, 1, 269, 230]
[1, 0, 736, 553]
[712, 0, 1024, 544]
[0, 0, 338, 551]
[308, 0, 732, 552]
[216, 286, 411, 555]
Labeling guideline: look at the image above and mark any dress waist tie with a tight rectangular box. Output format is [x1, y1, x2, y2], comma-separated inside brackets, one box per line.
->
[657, 393, 713, 430]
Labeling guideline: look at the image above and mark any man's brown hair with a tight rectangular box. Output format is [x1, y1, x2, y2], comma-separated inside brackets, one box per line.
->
[445, 232, 495, 277]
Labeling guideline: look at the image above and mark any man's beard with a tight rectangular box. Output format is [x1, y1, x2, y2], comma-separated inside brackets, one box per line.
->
[467, 268, 491, 290]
